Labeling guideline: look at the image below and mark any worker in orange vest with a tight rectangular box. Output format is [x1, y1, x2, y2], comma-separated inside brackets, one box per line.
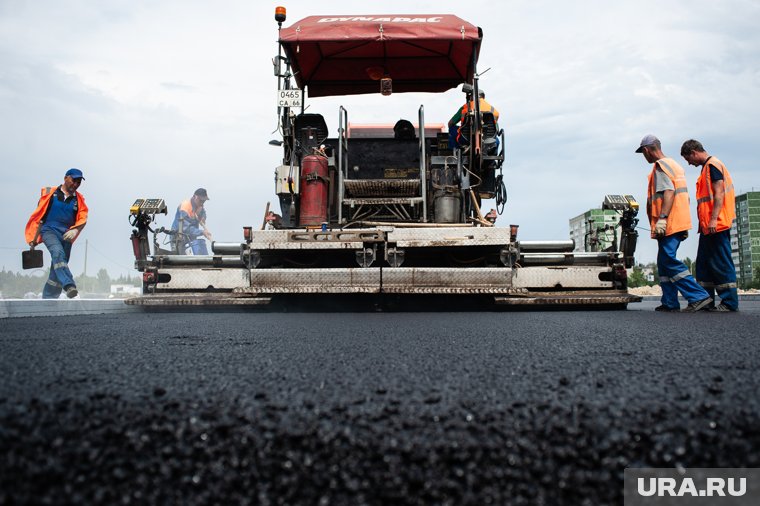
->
[24, 168, 88, 299]
[448, 89, 500, 149]
[170, 188, 212, 254]
[637, 135, 711, 312]
[681, 139, 738, 311]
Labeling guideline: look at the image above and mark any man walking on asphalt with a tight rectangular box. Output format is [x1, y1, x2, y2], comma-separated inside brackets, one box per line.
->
[681, 139, 739, 312]
[24, 168, 88, 299]
[636, 135, 711, 312]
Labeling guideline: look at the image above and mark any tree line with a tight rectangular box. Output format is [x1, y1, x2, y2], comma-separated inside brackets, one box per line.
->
[627, 259, 760, 289]
[0, 268, 140, 298]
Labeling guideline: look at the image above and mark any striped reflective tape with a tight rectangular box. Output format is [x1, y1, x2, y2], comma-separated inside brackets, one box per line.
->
[670, 269, 692, 282]
[658, 160, 676, 179]
[650, 188, 686, 201]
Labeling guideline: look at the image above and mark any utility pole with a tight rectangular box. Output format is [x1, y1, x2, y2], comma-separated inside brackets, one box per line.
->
[84, 239, 88, 277]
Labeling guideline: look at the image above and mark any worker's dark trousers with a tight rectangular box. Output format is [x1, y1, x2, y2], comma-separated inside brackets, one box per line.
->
[448, 125, 459, 149]
[696, 229, 738, 310]
[41, 230, 75, 299]
[657, 232, 710, 308]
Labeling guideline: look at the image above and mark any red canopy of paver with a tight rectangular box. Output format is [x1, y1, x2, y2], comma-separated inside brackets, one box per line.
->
[278, 15, 482, 97]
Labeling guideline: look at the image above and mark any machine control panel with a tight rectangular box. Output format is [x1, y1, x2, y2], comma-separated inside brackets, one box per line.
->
[130, 198, 168, 215]
[602, 194, 638, 211]
[275, 165, 300, 195]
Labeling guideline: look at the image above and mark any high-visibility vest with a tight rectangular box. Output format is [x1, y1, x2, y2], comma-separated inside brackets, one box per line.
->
[24, 185, 88, 244]
[176, 199, 207, 224]
[178, 199, 200, 220]
[172, 199, 206, 236]
[461, 98, 500, 122]
[695, 156, 735, 234]
[456, 98, 500, 144]
[646, 157, 691, 239]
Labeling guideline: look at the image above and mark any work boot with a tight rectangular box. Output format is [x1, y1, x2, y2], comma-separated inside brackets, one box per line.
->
[681, 297, 712, 313]
[654, 304, 679, 312]
[65, 286, 78, 299]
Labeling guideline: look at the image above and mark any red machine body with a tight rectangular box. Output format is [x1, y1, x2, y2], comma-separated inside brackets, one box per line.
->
[298, 154, 329, 226]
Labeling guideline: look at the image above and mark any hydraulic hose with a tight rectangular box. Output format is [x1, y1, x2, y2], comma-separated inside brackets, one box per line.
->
[495, 173, 507, 215]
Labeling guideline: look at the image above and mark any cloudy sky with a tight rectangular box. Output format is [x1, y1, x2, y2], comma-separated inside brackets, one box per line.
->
[2, 0, 759, 278]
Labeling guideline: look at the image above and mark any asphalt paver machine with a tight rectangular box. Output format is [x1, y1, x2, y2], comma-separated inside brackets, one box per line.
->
[127, 9, 641, 308]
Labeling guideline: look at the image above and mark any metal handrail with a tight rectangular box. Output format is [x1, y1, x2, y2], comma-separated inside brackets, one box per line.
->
[338, 106, 348, 224]
[499, 128, 506, 161]
[418, 105, 428, 222]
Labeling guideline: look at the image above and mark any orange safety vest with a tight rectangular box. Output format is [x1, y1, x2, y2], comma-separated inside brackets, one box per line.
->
[646, 158, 691, 239]
[460, 98, 500, 123]
[695, 156, 735, 234]
[178, 199, 205, 221]
[456, 98, 500, 146]
[179, 200, 194, 218]
[24, 186, 88, 244]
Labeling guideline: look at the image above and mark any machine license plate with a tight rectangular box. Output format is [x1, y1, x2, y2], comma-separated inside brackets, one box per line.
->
[277, 89, 302, 108]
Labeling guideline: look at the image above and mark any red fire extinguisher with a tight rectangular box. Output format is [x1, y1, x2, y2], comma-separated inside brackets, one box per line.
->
[298, 154, 329, 227]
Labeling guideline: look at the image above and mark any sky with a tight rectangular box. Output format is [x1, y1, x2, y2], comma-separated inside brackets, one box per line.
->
[2, 0, 759, 279]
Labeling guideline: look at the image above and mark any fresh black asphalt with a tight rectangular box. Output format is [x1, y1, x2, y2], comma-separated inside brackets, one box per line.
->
[1, 301, 759, 505]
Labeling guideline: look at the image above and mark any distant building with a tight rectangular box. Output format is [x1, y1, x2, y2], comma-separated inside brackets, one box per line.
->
[569, 209, 621, 252]
[730, 220, 739, 277]
[734, 191, 760, 287]
[110, 284, 141, 297]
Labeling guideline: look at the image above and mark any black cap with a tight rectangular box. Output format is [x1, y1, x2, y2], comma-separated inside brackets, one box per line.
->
[194, 188, 209, 200]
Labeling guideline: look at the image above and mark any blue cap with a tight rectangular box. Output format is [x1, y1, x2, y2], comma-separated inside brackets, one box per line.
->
[65, 168, 85, 180]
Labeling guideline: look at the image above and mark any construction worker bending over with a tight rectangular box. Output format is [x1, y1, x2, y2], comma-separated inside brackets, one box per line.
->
[448, 89, 500, 149]
[171, 187, 212, 255]
[681, 139, 738, 312]
[24, 168, 88, 299]
[636, 135, 711, 312]
[171, 188, 212, 255]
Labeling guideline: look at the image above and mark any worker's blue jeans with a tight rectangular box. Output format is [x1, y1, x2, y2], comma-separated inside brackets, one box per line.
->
[188, 238, 208, 255]
[41, 230, 75, 299]
[657, 232, 710, 308]
[696, 230, 738, 310]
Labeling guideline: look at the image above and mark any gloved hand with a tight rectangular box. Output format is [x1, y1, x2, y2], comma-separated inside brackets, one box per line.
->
[654, 218, 667, 237]
[62, 229, 78, 242]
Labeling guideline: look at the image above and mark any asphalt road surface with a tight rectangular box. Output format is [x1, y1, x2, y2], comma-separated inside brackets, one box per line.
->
[1, 300, 759, 505]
